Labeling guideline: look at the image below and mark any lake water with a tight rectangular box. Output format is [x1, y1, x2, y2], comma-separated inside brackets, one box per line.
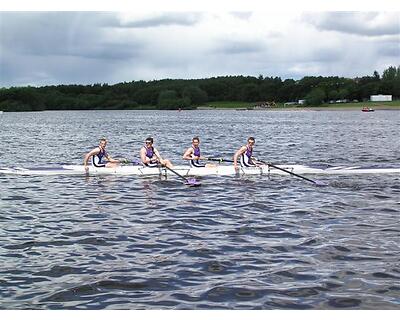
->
[0, 110, 399, 309]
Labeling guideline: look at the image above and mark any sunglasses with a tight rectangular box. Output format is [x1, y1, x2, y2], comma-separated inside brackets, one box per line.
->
[145, 141, 152, 144]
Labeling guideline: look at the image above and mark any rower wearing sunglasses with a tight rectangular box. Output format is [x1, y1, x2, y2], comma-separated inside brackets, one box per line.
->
[140, 137, 174, 168]
[233, 137, 260, 171]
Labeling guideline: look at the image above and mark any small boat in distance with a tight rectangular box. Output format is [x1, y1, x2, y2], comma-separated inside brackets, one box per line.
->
[362, 107, 375, 112]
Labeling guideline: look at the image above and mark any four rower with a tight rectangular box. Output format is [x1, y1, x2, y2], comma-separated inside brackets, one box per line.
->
[84, 138, 121, 172]
[140, 137, 174, 168]
[84, 136, 260, 171]
[183, 136, 215, 168]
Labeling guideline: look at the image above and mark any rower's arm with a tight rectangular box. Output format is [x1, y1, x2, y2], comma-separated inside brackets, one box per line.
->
[154, 148, 163, 161]
[83, 148, 99, 166]
[233, 146, 246, 167]
[140, 148, 149, 164]
[183, 147, 193, 160]
[251, 157, 263, 166]
[105, 154, 120, 163]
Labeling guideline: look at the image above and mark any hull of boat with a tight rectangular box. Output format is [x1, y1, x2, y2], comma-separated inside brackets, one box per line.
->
[1, 164, 399, 176]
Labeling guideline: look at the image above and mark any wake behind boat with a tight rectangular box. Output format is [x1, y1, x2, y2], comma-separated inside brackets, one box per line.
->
[1, 164, 399, 176]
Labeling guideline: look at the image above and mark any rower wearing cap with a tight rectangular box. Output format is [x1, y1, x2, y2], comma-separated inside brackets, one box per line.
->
[140, 137, 174, 168]
[183, 136, 215, 168]
[83, 138, 121, 172]
[233, 136, 260, 170]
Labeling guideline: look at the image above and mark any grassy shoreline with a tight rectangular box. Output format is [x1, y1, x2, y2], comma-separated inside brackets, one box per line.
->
[199, 101, 400, 111]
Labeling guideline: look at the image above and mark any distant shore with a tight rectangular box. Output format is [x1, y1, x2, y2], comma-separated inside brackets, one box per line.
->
[1, 103, 399, 113]
[197, 102, 400, 111]
[259, 105, 400, 111]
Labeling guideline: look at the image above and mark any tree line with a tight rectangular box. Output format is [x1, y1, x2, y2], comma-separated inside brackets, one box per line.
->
[0, 66, 399, 111]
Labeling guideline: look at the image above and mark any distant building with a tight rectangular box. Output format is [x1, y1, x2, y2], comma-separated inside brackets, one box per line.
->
[370, 95, 392, 102]
[298, 99, 306, 105]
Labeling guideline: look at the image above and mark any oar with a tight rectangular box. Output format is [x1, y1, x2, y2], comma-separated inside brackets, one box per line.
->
[255, 159, 327, 186]
[164, 165, 201, 187]
[206, 157, 234, 163]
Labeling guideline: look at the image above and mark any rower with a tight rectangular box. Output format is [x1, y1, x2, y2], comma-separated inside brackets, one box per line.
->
[140, 137, 174, 168]
[183, 136, 215, 168]
[83, 138, 121, 172]
[233, 136, 260, 170]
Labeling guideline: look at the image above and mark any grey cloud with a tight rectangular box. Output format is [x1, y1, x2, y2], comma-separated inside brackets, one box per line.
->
[0, 12, 145, 86]
[303, 12, 400, 36]
[213, 39, 265, 54]
[311, 47, 342, 62]
[0, 50, 121, 87]
[117, 12, 203, 28]
[0, 12, 144, 60]
[229, 12, 253, 20]
[1, 11, 399, 87]
[376, 37, 400, 57]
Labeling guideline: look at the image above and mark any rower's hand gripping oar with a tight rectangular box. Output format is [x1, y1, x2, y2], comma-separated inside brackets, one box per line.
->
[163, 165, 201, 187]
[255, 158, 327, 186]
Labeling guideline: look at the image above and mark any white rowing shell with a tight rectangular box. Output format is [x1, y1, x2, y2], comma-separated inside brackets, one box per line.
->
[1, 164, 399, 176]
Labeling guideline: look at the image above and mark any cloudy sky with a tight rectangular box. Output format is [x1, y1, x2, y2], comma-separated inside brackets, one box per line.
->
[0, 8, 399, 87]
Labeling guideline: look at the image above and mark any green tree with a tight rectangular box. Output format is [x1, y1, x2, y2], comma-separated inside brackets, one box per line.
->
[338, 88, 349, 100]
[382, 66, 397, 81]
[305, 88, 326, 106]
[157, 90, 190, 109]
[182, 86, 208, 105]
[328, 89, 338, 101]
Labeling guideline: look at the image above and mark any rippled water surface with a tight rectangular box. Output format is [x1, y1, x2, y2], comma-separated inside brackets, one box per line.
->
[0, 110, 399, 309]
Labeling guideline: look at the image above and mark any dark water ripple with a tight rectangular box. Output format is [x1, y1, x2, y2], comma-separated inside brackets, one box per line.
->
[0, 110, 399, 309]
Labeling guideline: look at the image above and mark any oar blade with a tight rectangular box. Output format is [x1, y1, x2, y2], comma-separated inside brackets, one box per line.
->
[185, 177, 201, 187]
[314, 180, 328, 187]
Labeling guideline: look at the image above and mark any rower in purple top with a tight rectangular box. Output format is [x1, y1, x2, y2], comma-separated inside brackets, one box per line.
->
[182, 136, 215, 168]
[83, 138, 121, 172]
[140, 137, 173, 168]
[233, 136, 261, 170]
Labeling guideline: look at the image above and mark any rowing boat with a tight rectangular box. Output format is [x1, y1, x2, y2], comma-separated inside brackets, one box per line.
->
[1, 164, 399, 176]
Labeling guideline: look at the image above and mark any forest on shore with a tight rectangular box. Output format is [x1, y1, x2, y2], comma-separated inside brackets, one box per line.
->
[0, 66, 399, 112]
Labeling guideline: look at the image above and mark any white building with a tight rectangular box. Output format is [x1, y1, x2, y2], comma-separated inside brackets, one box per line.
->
[370, 95, 392, 102]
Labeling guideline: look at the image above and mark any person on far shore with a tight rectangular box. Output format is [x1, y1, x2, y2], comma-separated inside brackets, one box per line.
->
[84, 138, 121, 172]
[140, 137, 173, 168]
